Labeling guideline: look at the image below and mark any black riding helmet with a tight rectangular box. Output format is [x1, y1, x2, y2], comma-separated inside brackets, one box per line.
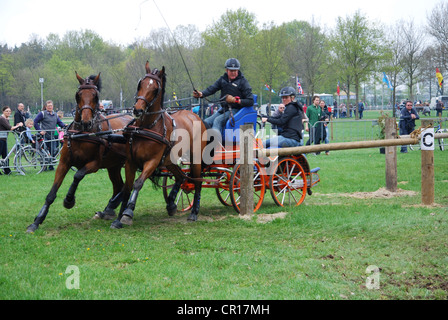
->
[224, 58, 240, 70]
[279, 87, 296, 97]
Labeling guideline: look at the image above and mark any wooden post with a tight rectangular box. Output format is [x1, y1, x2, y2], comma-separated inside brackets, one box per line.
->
[240, 124, 254, 215]
[385, 118, 397, 192]
[421, 119, 435, 205]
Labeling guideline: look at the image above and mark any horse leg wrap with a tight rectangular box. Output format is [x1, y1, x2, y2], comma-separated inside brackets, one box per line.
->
[64, 170, 85, 209]
[27, 204, 49, 233]
[166, 180, 181, 216]
[187, 191, 201, 222]
[94, 192, 123, 220]
[121, 209, 134, 226]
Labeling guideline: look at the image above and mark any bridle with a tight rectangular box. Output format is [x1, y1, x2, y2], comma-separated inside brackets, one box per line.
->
[134, 70, 165, 117]
[74, 79, 102, 131]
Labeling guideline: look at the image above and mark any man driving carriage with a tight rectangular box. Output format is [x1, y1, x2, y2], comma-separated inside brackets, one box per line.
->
[262, 87, 307, 148]
[192, 58, 254, 135]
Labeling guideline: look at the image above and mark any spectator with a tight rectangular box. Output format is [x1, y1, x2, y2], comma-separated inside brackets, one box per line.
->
[33, 100, 66, 170]
[99, 102, 105, 113]
[399, 100, 419, 153]
[422, 104, 431, 116]
[193, 58, 253, 135]
[270, 104, 285, 133]
[261, 87, 306, 148]
[436, 100, 443, 117]
[340, 103, 347, 118]
[358, 100, 365, 119]
[306, 96, 327, 155]
[24, 119, 36, 145]
[333, 101, 338, 118]
[320, 100, 331, 155]
[14, 103, 27, 135]
[0, 106, 23, 174]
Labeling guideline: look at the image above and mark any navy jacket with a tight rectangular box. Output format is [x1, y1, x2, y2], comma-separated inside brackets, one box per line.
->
[202, 71, 253, 110]
[399, 107, 419, 133]
[267, 101, 304, 142]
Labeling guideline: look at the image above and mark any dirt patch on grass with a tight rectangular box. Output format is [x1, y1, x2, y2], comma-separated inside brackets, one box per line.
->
[345, 188, 418, 199]
[317, 188, 419, 199]
[237, 212, 288, 223]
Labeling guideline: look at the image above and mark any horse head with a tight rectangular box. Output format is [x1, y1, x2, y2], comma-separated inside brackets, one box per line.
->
[133, 61, 166, 119]
[75, 72, 101, 131]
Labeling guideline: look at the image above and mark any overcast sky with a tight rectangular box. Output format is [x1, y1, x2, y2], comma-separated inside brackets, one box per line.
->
[0, 0, 442, 47]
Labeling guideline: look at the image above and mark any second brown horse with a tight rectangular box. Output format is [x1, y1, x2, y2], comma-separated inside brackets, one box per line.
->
[111, 62, 207, 229]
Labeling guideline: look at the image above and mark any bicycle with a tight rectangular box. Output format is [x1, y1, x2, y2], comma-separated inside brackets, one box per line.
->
[35, 132, 62, 171]
[0, 130, 45, 175]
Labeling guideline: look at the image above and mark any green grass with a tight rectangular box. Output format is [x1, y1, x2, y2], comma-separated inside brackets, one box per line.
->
[1, 146, 447, 300]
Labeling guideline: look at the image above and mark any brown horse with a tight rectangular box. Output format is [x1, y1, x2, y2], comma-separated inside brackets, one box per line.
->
[110, 62, 207, 229]
[27, 73, 133, 233]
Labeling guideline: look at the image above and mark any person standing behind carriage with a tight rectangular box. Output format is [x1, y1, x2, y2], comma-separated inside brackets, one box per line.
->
[306, 95, 327, 155]
[261, 87, 306, 148]
[33, 100, 66, 170]
[192, 58, 254, 136]
[399, 100, 419, 153]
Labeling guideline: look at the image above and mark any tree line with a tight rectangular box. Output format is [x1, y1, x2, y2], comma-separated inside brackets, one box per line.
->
[0, 3, 447, 118]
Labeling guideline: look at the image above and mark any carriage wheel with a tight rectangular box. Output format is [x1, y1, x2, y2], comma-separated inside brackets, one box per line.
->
[269, 157, 307, 207]
[162, 174, 194, 212]
[209, 168, 233, 207]
[229, 162, 266, 213]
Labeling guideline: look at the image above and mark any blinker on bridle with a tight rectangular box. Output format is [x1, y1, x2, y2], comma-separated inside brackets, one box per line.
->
[76, 80, 100, 114]
[134, 71, 162, 114]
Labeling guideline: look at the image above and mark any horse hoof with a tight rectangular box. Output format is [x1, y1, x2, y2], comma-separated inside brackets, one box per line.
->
[94, 210, 116, 220]
[63, 197, 75, 209]
[120, 215, 133, 226]
[26, 224, 38, 233]
[187, 214, 198, 222]
[167, 204, 177, 216]
[110, 220, 123, 229]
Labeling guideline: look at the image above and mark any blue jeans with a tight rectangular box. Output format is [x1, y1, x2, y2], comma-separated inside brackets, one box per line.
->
[204, 110, 231, 132]
[264, 136, 301, 149]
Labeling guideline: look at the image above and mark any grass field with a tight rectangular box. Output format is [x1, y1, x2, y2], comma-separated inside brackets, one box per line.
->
[0, 109, 447, 301]
[1, 146, 447, 300]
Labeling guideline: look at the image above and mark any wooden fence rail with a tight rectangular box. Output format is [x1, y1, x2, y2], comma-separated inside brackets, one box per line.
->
[238, 121, 447, 211]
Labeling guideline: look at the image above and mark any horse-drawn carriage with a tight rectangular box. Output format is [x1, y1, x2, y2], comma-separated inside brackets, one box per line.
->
[158, 100, 321, 215]
[27, 63, 320, 232]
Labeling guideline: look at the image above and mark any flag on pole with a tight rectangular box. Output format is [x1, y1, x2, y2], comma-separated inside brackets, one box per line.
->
[337, 81, 340, 96]
[264, 84, 275, 93]
[436, 67, 444, 88]
[382, 72, 393, 90]
[296, 76, 303, 95]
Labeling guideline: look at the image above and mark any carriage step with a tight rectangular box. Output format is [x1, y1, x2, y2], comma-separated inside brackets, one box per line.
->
[307, 167, 321, 189]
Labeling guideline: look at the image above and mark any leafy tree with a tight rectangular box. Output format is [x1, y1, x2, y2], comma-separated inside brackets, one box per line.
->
[252, 22, 288, 107]
[284, 19, 328, 104]
[331, 11, 386, 119]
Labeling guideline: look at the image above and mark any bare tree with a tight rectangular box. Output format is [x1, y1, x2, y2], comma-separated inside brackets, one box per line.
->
[399, 20, 425, 101]
[427, 1, 448, 49]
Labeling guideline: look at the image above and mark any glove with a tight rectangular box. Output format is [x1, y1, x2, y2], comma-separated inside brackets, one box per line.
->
[193, 90, 202, 99]
[226, 95, 240, 104]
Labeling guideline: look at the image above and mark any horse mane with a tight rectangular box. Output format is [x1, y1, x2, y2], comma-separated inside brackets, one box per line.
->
[88, 74, 102, 92]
